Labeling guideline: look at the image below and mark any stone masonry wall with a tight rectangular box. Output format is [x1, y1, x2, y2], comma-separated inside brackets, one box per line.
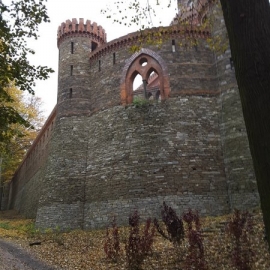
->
[210, 4, 260, 210]
[88, 38, 218, 113]
[7, 109, 56, 217]
[36, 96, 230, 229]
[57, 37, 93, 117]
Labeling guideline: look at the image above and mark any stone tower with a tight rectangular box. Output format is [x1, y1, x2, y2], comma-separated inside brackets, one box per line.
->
[57, 18, 106, 117]
[34, 19, 108, 229]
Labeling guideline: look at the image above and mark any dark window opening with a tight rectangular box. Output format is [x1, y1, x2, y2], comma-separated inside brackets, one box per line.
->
[113, 52, 116, 64]
[139, 57, 148, 67]
[91, 41, 98, 51]
[172, 40, 176, 52]
[70, 65, 73, 76]
[99, 60, 101, 71]
[156, 90, 161, 101]
[69, 88, 73, 98]
[71, 42, 74, 54]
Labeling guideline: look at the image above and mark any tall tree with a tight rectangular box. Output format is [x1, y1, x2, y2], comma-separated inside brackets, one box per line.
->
[0, 0, 53, 143]
[218, 0, 270, 247]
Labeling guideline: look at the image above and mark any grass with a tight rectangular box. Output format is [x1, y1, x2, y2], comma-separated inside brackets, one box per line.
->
[0, 209, 270, 269]
[0, 210, 36, 238]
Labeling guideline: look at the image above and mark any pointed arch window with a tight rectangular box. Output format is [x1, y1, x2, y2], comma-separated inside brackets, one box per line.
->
[120, 50, 170, 105]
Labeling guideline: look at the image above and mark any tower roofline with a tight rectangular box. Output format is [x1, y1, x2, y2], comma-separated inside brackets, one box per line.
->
[57, 18, 107, 48]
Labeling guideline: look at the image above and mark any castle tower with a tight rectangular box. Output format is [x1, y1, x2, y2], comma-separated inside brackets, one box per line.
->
[57, 18, 106, 117]
[34, 19, 107, 230]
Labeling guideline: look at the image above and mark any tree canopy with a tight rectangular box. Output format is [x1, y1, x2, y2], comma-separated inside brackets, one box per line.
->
[0, 84, 44, 209]
[0, 0, 53, 143]
[0, 85, 44, 183]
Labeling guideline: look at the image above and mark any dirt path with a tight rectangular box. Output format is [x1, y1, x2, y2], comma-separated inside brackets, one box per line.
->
[0, 239, 56, 270]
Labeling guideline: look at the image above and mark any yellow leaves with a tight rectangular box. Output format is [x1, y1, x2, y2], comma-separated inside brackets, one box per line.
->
[206, 34, 229, 53]
[0, 211, 34, 239]
[130, 45, 141, 53]
[1, 84, 44, 183]
[1, 209, 270, 269]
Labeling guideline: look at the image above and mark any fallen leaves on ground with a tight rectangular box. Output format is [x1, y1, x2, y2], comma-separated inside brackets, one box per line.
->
[1, 209, 270, 269]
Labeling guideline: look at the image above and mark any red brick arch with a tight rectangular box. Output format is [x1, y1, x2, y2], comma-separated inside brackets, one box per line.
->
[120, 48, 170, 105]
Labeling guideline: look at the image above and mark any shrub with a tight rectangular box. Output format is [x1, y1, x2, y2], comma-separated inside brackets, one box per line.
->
[154, 202, 184, 245]
[125, 210, 155, 270]
[132, 96, 150, 106]
[104, 217, 120, 262]
[182, 209, 207, 270]
[226, 209, 254, 270]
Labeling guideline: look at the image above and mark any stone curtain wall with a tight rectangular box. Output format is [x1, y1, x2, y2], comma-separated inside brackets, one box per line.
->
[36, 97, 229, 229]
[83, 98, 229, 228]
[7, 108, 56, 217]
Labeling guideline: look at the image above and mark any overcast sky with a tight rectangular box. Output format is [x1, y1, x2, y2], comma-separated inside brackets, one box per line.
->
[25, 0, 177, 117]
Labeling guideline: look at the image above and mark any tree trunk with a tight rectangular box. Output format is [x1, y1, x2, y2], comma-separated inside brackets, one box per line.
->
[219, 0, 270, 247]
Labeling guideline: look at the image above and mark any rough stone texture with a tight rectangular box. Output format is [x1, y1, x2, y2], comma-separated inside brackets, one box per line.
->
[6, 4, 260, 229]
[6, 109, 56, 218]
[35, 97, 230, 229]
[211, 5, 260, 210]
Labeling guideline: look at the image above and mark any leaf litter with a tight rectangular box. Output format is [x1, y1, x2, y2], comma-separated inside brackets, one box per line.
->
[0, 208, 270, 269]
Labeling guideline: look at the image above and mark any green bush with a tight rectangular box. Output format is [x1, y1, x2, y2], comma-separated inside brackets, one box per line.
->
[132, 97, 150, 106]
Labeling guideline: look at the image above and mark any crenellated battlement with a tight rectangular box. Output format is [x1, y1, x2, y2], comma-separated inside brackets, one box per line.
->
[57, 18, 107, 47]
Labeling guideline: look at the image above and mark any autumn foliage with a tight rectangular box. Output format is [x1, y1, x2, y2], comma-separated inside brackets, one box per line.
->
[183, 209, 207, 270]
[226, 209, 255, 270]
[103, 205, 262, 270]
[125, 211, 155, 270]
[154, 201, 184, 245]
[1, 208, 269, 270]
[104, 217, 120, 262]
[104, 211, 156, 269]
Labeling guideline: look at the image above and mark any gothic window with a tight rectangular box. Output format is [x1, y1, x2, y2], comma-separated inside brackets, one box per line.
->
[121, 50, 170, 105]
